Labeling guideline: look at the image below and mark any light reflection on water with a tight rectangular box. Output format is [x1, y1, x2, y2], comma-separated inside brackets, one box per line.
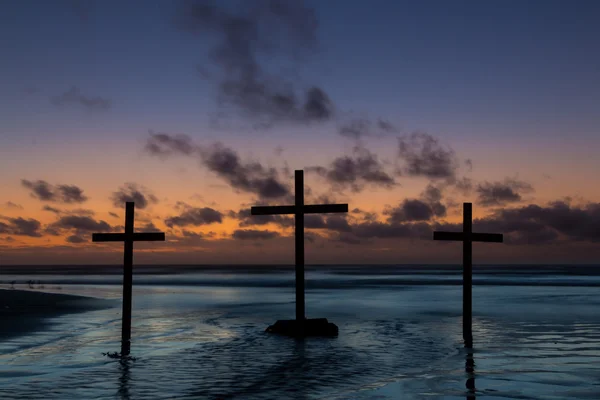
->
[0, 274, 599, 399]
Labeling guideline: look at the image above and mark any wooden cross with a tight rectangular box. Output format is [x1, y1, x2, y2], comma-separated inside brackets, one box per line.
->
[92, 202, 165, 356]
[251, 170, 348, 324]
[433, 202, 503, 348]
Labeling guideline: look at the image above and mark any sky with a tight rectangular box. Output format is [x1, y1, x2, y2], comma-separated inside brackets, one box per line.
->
[1, 0, 599, 265]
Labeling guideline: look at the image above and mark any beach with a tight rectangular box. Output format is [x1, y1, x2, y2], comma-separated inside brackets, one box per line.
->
[0, 265, 599, 399]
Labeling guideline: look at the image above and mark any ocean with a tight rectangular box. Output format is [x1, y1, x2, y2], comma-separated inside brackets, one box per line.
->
[1, 264, 600, 399]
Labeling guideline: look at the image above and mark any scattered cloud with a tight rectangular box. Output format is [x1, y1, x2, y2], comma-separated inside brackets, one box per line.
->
[397, 132, 459, 181]
[476, 178, 534, 206]
[232, 229, 280, 240]
[338, 117, 397, 139]
[50, 86, 111, 111]
[3, 201, 23, 210]
[308, 145, 396, 192]
[21, 179, 88, 204]
[111, 183, 158, 210]
[176, 0, 333, 125]
[50, 215, 113, 232]
[0, 217, 43, 237]
[199, 142, 290, 199]
[165, 207, 223, 228]
[145, 131, 197, 157]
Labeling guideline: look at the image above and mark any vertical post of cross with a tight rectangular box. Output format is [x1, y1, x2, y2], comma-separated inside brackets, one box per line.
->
[295, 170, 305, 325]
[462, 203, 473, 348]
[121, 202, 135, 356]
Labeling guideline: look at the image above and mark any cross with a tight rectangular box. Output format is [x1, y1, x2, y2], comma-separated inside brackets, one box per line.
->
[92, 202, 165, 356]
[251, 170, 348, 325]
[433, 202, 503, 348]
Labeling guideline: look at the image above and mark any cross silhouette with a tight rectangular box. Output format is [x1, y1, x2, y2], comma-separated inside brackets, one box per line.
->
[251, 170, 348, 327]
[433, 202, 503, 348]
[92, 202, 165, 356]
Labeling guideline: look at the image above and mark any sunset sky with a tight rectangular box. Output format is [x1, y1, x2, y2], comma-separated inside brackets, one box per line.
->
[1, 0, 599, 265]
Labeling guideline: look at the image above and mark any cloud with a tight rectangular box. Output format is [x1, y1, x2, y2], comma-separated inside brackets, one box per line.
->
[232, 229, 280, 240]
[165, 207, 223, 228]
[66, 234, 86, 244]
[352, 221, 432, 240]
[50, 86, 111, 110]
[397, 132, 459, 180]
[136, 222, 162, 233]
[385, 199, 446, 223]
[199, 142, 290, 199]
[338, 118, 397, 139]
[308, 146, 396, 192]
[144, 134, 291, 200]
[0, 217, 43, 237]
[42, 205, 62, 214]
[305, 215, 352, 232]
[476, 178, 534, 206]
[21, 179, 88, 204]
[176, 0, 333, 124]
[3, 201, 23, 210]
[145, 131, 197, 157]
[230, 208, 294, 228]
[472, 200, 600, 244]
[51, 215, 113, 232]
[111, 183, 158, 210]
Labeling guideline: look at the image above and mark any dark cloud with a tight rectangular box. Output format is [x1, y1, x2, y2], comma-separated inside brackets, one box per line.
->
[42, 205, 62, 214]
[232, 229, 280, 240]
[50, 86, 111, 111]
[136, 222, 161, 233]
[144, 134, 291, 200]
[176, 0, 333, 124]
[352, 221, 432, 240]
[0, 217, 43, 237]
[305, 215, 352, 232]
[145, 131, 197, 157]
[165, 207, 223, 228]
[308, 146, 396, 192]
[109, 212, 119, 219]
[66, 234, 86, 244]
[4, 201, 23, 210]
[111, 183, 158, 210]
[338, 118, 397, 139]
[397, 132, 459, 180]
[199, 142, 290, 199]
[21, 179, 88, 204]
[465, 159, 473, 172]
[51, 216, 112, 232]
[230, 209, 293, 228]
[386, 199, 442, 223]
[472, 201, 600, 244]
[476, 178, 534, 207]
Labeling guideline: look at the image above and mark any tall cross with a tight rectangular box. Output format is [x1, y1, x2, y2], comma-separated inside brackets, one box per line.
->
[251, 170, 348, 324]
[92, 202, 165, 356]
[433, 202, 503, 348]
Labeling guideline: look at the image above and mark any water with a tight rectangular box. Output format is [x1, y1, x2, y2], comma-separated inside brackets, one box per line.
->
[1, 265, 600, 399]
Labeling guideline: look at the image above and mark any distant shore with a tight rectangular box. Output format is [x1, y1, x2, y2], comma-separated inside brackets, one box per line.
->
[0, 289, 115, 340]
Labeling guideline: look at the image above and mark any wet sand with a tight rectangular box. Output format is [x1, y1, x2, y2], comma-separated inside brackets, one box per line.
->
[0, 289, 115, 340]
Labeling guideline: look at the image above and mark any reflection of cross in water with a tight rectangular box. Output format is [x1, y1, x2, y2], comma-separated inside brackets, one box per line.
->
[251, 170, 348, 324]
[433, 203, 503, 348]
[92, 202, 165, 356]
[466, 350, 476, 399]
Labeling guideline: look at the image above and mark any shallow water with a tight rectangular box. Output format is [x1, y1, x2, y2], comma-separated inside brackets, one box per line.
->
[1, 266, 600, 399]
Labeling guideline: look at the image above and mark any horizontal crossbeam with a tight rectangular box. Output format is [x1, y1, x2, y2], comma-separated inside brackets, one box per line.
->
[92, 232, 165, 242]
[251, 204, 348, 216]
[433, 231, 503, 243]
